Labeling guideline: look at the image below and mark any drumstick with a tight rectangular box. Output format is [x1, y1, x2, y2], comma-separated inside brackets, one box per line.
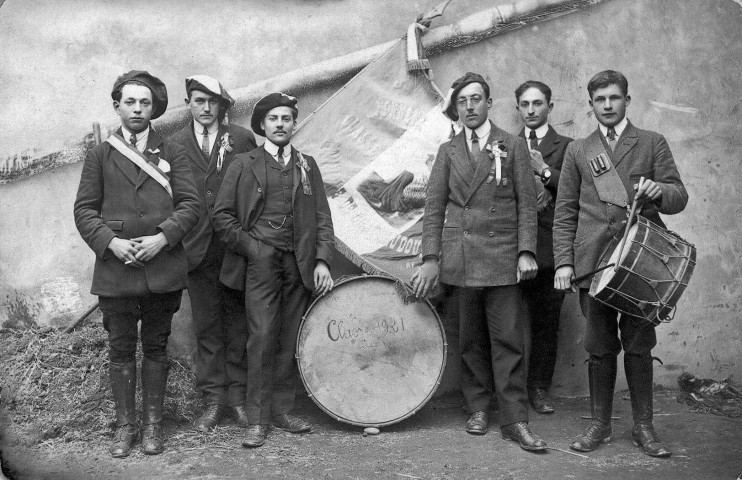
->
[614, 176, 644, 272]
[571, 263, 615, 284]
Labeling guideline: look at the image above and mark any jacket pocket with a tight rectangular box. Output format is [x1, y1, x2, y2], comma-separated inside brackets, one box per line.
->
[106, 220, 124, 231]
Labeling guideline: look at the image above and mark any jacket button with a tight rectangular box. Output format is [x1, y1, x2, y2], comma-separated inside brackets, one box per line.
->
[206, 190, 212, 196]
[489, 231, 494, 237]
[209, 206, 214, 211]
[463, 231, 469, 236]
[609, 219, 615, 225]
[465, 205, 470, 210]
[138, 211, 144, 217]
[490, 207, 495, 212]
[282, 171, 288, 176]
[257, 188, 262, 193]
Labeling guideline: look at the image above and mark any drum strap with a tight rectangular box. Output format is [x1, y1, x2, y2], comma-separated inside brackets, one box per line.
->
[585, 141, 628, 208]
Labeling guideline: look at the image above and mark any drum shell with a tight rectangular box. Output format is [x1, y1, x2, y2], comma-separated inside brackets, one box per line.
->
[296, 275, 447, 427]
[590, 216, 696, 325]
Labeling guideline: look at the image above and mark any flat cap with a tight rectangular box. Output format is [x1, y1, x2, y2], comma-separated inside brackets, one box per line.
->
[250, 92, 298, 137]
[185, 75, 235, 111]
[441, 72, 489, 121]
[112, 70, 168, 120]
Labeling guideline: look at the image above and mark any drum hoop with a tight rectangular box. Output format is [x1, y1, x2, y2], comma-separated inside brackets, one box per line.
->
[296, 274, 448, 427]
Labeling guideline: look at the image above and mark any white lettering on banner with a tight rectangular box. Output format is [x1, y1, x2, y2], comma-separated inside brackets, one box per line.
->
[387, 235, 421, 255]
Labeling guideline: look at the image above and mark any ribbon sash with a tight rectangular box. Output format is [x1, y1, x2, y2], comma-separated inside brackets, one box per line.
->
[106, 134, 173, 198]
[584, 140, 628, 208]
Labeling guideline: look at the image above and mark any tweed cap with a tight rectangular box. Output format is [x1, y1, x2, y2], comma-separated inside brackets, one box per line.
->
[250, 92, 298, 137]
[111, 70, 168, 119]
[441, 72, 490, 121]
[185, 75, 235, 111]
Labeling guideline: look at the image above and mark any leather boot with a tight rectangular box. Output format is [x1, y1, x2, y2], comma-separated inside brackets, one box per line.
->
[109, 362, 139, 458]
[625, 353, 671, 458]
[570, 355, 616, 452]
[141, 358, 169, 455]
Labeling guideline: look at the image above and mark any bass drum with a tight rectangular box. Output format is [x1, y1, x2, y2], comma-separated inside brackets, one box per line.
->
[296, 275, 447, 427]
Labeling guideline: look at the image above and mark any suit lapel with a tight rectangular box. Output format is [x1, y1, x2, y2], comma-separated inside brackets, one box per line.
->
[448, 131, 474, 187]
[584, 129, 607, 165]
[187, 121, 209, 173]
[291, 147, 301, 206]
[136, 127, 165, 189]
[110, 128, 139, 187]
[250, 147, 268, 192]
[611, 121, 638, 167]
[537, 125, 560, 160]
[466, 122, 499, 202]
[205, 124, 227, 177]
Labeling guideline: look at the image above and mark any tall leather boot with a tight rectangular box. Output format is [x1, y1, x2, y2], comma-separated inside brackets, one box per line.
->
[570, 355, 616, 452]
[141, 358, 169, 455]
[109, 362, 139, 458]
[625, 353, 671, 458]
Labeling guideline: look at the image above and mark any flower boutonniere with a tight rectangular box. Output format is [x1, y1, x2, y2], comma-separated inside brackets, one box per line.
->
[485, 141, 507, 185]
[296, 152, 312, 196]
[156, 158, 171, 174]
[217, 132, 234, 173]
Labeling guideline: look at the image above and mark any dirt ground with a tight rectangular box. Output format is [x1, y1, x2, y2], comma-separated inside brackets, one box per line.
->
[3, 389, 740, 480]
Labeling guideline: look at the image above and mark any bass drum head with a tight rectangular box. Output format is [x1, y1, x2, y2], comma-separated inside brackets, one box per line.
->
[296, 275, 447, 427]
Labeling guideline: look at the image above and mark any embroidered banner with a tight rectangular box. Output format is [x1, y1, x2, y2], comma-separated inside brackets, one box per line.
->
[292, 38, 451, 281]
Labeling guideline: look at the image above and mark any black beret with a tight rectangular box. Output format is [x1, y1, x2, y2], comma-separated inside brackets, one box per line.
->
[112, 70, 168, 120]
[250, 92, 298, 137]
[185, 75, 235, 111]
[442, 72, 490, 121]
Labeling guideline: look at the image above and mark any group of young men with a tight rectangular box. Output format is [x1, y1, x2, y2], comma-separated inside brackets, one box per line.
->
[73, 67, 686, 460]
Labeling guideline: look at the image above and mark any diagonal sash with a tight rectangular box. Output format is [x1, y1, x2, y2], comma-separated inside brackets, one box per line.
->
[584, 139, 628, 208]
[106, 134, 173, 198]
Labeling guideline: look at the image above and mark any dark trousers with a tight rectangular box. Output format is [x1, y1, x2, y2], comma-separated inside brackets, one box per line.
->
[579, 289, 657, 357]
[187, 238, 247, 407]
[99, 291, 182, 364]
[459, 284, 528, 426]
[522, 268, 565, 390]
[243, 239, 310, 424]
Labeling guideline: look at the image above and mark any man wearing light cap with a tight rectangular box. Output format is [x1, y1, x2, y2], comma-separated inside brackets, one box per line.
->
[412, 72, 547, 451]
[74, 70, 199, 457]
[213, 92, 335, 448]
[168, 75, 257, 432]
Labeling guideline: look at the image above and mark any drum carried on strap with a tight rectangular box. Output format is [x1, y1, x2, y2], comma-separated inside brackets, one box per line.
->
[589, 216, 696, 326]
[296, 275, 447, 427]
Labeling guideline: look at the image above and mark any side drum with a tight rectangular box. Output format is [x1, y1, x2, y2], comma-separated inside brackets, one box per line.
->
[589, 216, 696, 325]
[296, 275, 447, 427]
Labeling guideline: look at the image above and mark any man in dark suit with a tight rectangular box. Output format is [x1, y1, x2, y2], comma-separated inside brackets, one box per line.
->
[169, 75, 257, 432]
[515, 81, 572, 415]
[412, 72, 546, 452]
[213, 92, 335, 448]
[74, 71, 199, 457]
[554, 70, 688, 457]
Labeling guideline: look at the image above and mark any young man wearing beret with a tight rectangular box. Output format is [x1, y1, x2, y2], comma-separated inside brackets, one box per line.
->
[213, 92, 335, 447]
[412, 72, 547, 452]
[168, 75, 257, 432]
[74, 70, 200, 457]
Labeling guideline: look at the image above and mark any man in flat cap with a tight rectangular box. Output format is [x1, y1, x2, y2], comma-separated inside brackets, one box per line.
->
[168, 75, 257, 432]
[213, 92, 334, 448]
[74, 70, 199, 457]
[412, 72, 547, 451]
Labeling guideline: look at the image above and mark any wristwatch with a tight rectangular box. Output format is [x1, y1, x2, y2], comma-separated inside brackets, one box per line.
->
[540, 167, 552, 183]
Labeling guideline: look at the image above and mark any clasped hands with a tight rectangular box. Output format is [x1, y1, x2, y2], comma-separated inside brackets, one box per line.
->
[107, 233, 168, 268]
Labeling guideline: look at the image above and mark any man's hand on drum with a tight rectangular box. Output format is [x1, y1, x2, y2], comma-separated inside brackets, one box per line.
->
[411, 259, 439, 299]
[314, 260, 334, 296]
[517, 252, 538, 283]
[554, 265, 577, 292]
[633, 178, 662, 207]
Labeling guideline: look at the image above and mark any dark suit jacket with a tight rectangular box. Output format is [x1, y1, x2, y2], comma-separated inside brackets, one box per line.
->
[74, 127, 200, 296]
[212, 146, 335, 291]
[518, 125, 572, 269]
[553, 121, 688, 288]
[168, 122, 257, 271]
[421, 121, 538, 287]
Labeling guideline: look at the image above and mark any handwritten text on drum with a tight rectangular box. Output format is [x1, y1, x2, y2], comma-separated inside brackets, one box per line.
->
[327, 317, 406, 342]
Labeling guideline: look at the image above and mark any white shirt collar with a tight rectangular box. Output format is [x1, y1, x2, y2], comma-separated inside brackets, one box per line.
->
[525, 123, 549, 141]
[464, 121, 491, 144]
[194, 121, 218, 136]
[121, 125, 150, 152]
[599, 117, 628, 138]
[264, 139, 291, 159]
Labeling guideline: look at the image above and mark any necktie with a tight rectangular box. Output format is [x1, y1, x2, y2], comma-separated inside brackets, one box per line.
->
[201, 127, 210, 157]
[529, 129, 538, 150]
[277, 146, 285, 167]
[607, 127, 617, 151]
[129, 132, 137, 150]
[470, 131, 480, 168]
